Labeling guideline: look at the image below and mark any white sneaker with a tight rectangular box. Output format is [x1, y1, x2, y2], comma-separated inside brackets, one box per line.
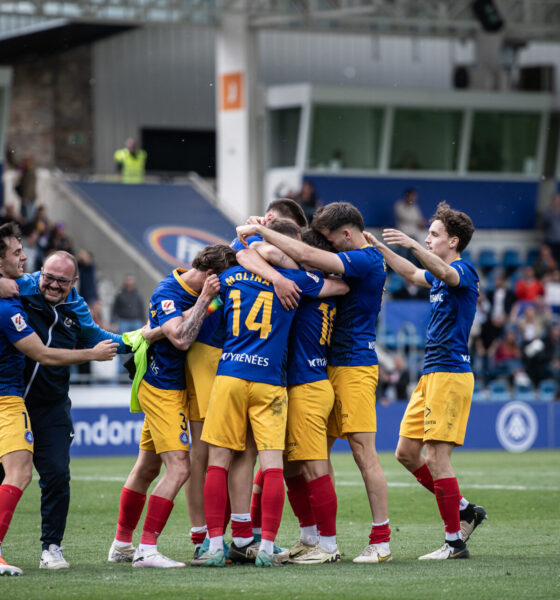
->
[352, 543, 392, 564]
[0, 556, 23, 576]
[418, 542, 470, 560]
[290, 545, 341, 564]
[275, 540, 316, 563]
[132, 547, 186, 568]
[108, 541, 136, 563]
[39, 544, 70, 569]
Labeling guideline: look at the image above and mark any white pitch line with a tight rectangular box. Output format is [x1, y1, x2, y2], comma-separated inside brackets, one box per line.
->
[53, 476, 560, 491]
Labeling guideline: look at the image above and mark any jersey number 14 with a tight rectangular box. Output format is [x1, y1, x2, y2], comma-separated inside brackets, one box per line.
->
[229, 290, 273, 339]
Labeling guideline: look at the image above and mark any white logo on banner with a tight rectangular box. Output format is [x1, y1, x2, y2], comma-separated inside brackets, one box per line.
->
[496, 401, 538, 453]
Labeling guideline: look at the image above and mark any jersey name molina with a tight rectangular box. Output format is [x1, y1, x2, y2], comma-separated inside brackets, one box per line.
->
[0, 297, 34, 397]
[217, 265, 324, 386]
[287, 288, 336, 386]
[329, 245, 386, 367]
[144, 269, 199, 391]
[423, 259, 479, 374]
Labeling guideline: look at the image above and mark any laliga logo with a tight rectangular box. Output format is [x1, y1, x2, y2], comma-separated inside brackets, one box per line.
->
[147, 226, 229, 268]
[495, 401, 538, 453]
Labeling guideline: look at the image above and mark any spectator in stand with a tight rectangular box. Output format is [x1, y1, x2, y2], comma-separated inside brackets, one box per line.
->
[541, 193, 560, 264]
[30, 206, 51, 271]
[542, 323, 560, 383]
[77, 249, 98, 305]
[515, 301, 551, 346]
[392, 279, 430, 300]
[14, 155, 37, 220]
[487, 271, 517, 320]
[47, 222, 73, 256]
[543, 269, 560, 311]
[514, 266, 544, 302]
[491, 327, 525, 383]
[393, 188, 426, 264]
[294, 180, 321, 224]
[533, 244, 558, 279]
[112, 274, 145, 374]
[114, 138, 147, 184]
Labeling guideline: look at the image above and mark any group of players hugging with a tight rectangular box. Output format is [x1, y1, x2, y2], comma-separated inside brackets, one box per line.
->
[0, 196, 487, 575]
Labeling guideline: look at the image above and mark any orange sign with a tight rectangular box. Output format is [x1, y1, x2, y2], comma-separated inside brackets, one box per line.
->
[221, 72, 244, 111]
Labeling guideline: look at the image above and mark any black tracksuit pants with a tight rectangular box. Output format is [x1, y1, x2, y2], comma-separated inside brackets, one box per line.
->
[27, 399, 74, 551]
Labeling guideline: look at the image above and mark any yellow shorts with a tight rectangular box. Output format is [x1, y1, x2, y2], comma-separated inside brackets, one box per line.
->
[201, 375, 287, 452]
[186, 341, 221, 422]
[326, 365, 378, 438]
[286, 379, 335, 461]
[399, 372, 474, 446]
[0, 396, 34, 459]
[138, 380, 190, 454]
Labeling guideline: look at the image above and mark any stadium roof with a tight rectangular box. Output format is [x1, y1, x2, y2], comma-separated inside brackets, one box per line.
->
[0, 0, 559, 43]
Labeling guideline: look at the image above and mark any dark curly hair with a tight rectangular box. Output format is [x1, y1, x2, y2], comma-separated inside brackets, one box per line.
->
[266, 217, 302, 240]
[192, 244, 237, 274]
[0, 222, 22, 259]
[311, 202, 364, 233]
[267, 198, 308, 228]
[431, 202, 474, 253]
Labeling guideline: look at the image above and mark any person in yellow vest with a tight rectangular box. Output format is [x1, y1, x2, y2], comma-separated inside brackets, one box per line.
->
[114, 138, 147, 184]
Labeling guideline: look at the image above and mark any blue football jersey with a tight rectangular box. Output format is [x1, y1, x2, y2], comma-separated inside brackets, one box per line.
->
[328, 245, 386, 367]
[0, 297, 35, 397]
[196, 310, 226, 349]
[217, 265, 324, 386]
[423, 259, 479, 374]
[287, 290, 337, 386]
[144, 269, 200, 391]
[230, 234, 263, 252]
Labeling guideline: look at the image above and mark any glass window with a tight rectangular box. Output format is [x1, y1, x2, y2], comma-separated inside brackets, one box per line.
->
[268, 107, 301, 168]
[390, 109, 462, 171]
[309, 105, 383, 170]
[468, 111, 540, 174]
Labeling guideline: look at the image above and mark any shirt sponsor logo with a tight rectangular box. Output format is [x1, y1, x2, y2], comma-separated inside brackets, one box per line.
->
[306, 271, 320, 283]
[11, 313, 27, 332]
[64, 317, 74, 328]
[161, 300, 175, 315]
[307, 357, 327, 368]
[368, 341, 376, 350]
[461, 354, 471, 363]
[221, 352, 270, 367]
[430, 293, 444, 303]
[149, 358, 159, 374]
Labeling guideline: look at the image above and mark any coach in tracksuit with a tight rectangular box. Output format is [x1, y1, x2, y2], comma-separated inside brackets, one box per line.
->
[0, 250, 129, 569]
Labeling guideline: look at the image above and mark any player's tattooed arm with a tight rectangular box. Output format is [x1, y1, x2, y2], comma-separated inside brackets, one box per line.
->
[175, 275, 221, 349]
[364, 231, 430, 288]
[251, 241, 299, 270]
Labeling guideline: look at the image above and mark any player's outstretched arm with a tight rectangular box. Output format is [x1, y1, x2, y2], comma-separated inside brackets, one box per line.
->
[237, 224, 344, 275]
[250, 241, 299, 270]
[364, 231, 430, 288]
[236, 247, 301, 310]
[318, 278, 350, 298]
[162, 275, 220, 351]
[382, 228, 460, 287]
[15, 334, 118, 365]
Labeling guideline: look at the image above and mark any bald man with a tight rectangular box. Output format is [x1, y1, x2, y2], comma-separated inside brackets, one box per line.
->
[0, 251, 128, 569]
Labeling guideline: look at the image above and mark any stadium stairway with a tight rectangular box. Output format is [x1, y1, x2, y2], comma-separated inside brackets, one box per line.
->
[43, 173, 237, 303]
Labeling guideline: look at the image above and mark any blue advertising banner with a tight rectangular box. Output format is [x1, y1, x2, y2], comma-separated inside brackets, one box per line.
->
[69, 395, 559, 457]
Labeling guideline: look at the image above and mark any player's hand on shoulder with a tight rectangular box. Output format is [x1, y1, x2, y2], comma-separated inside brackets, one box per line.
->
[91, 340, 119, 361]
[245, 215, 265, 225]
[236, 223, 260, 248]
[363, 231, 380, 247]
[272, 275, 301, 310]
[0, 277, 19, 298]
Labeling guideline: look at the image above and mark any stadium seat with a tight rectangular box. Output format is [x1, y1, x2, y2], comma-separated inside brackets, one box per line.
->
[513, 382, 536, 402]
[478, 248, 499, 272]
[526, 247, 539, 267]
[538, 379, 558, 402]
[502, 248, 523, 273]
[487, 379, 511, 402]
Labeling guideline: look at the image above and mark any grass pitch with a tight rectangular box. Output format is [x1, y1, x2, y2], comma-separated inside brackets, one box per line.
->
[2, 450, 559, 600]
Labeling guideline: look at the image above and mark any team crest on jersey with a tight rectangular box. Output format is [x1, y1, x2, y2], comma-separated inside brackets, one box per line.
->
[305, 271, 320, 283]
[147, 226, 229, 269]
[63, 317, 74, 328]
[25, 430, 34, 444]
[161, 300, 176, 315]
[179, 432, 189, 445]
[10, 313, 27, 332]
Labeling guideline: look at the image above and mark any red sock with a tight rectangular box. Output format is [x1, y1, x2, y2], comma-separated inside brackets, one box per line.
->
[434, 477, 461, 534]
[231, 519, 253, 539]
[412, 464, 435, 494]
[285, 474, 315, 528]
[261, 468, 285, 541]
[253, 468, 264, 489]
[115, 487, 146, 543]
[369, 522, 391, 544]
[140, 495, 174, 545]
[204, 466, 228, 538]
[0, 484, 23, 543]
[190, 529, 207, 545]
[223, 493, 231, 535]
[306, 475, 337, 537]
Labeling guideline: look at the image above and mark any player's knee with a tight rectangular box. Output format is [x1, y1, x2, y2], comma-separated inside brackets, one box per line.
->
[395, 446, 411, 467]
[136, 463, 161, 484]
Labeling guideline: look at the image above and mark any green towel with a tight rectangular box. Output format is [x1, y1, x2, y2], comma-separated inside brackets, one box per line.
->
[122, 329, 149, 413]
